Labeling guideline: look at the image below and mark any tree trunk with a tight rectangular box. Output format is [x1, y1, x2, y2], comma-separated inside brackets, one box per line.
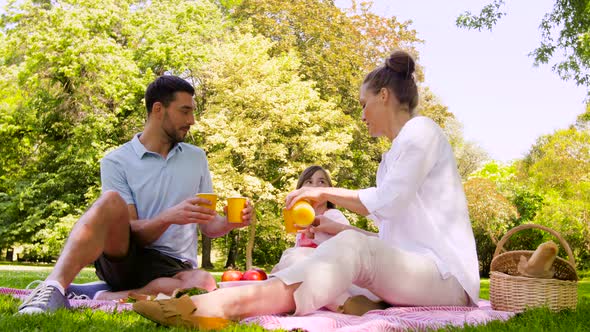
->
[245, 207, 257, 270]
[200, 233, 214, 269]
[224, 230, 239, 269]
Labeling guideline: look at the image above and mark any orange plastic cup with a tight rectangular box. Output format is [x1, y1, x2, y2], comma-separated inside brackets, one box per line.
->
[291, 200, 315, 227]
[196, 193, 217, 211]
[227, 197, 247, 223]
[283, 208, 297, 234]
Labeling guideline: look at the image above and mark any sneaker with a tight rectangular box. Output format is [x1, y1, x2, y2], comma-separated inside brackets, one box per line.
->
[18, 282, 70, 314]
[66, 281, 112, 300]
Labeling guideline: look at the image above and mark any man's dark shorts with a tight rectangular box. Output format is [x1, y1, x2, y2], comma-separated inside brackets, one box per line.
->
[94, 236, 193, 291]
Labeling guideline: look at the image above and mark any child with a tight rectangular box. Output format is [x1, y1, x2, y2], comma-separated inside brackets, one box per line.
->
[273, 166, 349, 270]
[292, 166, 350, 248]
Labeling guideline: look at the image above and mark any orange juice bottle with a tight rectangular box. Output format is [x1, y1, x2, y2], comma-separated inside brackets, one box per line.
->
[291, 200, 315, 227]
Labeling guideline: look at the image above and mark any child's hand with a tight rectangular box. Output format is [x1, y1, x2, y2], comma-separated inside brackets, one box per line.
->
[310, 216, 349, 236]
[297, 225, 315, 239]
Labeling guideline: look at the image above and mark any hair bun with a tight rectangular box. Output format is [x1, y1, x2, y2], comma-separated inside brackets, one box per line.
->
[385, 50, 415, 79]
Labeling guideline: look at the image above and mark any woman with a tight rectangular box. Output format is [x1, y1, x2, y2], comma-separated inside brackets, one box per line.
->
[133, 50, 480, 328]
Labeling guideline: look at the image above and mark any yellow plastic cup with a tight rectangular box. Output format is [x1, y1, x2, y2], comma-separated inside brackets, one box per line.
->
[196, 193, 217, 211]
[283, 208, 297, 234]
[291, 200, 315, 227]
[227, 197, 247, 223]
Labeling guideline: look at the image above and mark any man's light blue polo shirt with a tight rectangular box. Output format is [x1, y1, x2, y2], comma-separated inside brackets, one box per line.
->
[100, 133, 213, 267]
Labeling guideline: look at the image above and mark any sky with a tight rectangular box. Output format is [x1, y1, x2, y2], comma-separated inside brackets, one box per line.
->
[337, 0, 588, 163]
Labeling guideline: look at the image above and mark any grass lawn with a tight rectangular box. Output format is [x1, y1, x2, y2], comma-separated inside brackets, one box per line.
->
[0, 264, 588, 331]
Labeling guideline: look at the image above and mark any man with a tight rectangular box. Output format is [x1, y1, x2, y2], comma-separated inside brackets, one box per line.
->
[18, 75, 252, 313]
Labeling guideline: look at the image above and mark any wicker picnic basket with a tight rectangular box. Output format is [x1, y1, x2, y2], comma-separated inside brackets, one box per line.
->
[489, 224, 578, 312]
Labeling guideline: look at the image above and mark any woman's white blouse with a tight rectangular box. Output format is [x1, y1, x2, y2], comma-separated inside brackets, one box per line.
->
[358, 116, 480, 304]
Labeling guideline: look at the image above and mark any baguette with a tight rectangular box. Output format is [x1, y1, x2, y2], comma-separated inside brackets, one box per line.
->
[517, 240, 558, 278]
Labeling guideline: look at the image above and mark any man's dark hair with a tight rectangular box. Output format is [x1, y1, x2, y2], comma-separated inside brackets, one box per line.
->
[145, 75, 195, 115]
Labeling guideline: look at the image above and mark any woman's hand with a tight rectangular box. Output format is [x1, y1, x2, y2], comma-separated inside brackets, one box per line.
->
[285, 187, 327, 209]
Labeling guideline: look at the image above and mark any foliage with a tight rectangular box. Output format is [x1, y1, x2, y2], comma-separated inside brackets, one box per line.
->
[223, 0, 424, 193]
[196, 31, 354, 198]
[463, 177, 518, 276]
[464, 178, 518, 243]
[519, 128, 590, 193]
[4, 0, 585, 280]
[473, 127, 590, 270]
[456, 0, 506, 31]
[0, 0, 227, 256]
[469, 162, 550, 275]
[471, 161, 516, 190]
[443, 117, 489, 179]
[213, 0, 446, 264]
[0, 0, 144, 247]
[457, 0, 590, 94]
[222, 1, 465, 248]
[225, 0, 421, 110]
[513, 127, 590, 268]
[191, 30, 354, 267]
[3, 0, 430, 265]
[417, 87, 455, 128]
[19, 215, 77, 262]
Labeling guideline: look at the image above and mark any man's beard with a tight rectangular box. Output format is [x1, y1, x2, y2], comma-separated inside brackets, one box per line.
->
[162, 111, 188, 144]
[163, 126, 187, 144]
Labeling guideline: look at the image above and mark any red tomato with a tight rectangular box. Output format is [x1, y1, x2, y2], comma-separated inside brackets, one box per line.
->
[221, 270, 243, 282]
[241, 268, 268, 281]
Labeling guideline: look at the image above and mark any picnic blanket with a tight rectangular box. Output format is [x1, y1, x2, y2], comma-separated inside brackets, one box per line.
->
[2, 287, 514, 331]
[243, 300, 514, 331]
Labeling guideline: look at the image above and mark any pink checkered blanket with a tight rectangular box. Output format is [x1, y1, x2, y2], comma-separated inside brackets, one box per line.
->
[2, 287, 514, 331]
[242, 300, 514, 331]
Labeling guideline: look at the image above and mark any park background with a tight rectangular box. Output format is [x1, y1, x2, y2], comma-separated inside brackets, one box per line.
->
[0, 0, 588, 279]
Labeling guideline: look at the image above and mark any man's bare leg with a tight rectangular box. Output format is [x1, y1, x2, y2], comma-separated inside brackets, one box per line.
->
[97, 269, 217, 301]
[46, 191, 130, 289]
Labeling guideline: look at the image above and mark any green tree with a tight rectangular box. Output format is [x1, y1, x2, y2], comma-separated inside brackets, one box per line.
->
[0, 0, 227, 259]
[0, 0, 475, 271]
[515, 127, 590, 268]
[0, 0, 145, 254]
[463, 177, 519, 276]
[223, 0, 422, 192]
[193, 30, 354, 267]
[417, 87, 455, 128]
[471, 161, 548, 264]
[443, 117, 489, 179]
[222, 0, 460, 239]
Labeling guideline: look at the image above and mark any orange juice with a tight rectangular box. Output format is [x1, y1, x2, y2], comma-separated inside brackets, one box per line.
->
[291, 200, 315, 227]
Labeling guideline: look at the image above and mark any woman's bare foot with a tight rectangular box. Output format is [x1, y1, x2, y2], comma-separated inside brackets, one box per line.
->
[190, 278, 298, 320]
[95, 290, 130, 301]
